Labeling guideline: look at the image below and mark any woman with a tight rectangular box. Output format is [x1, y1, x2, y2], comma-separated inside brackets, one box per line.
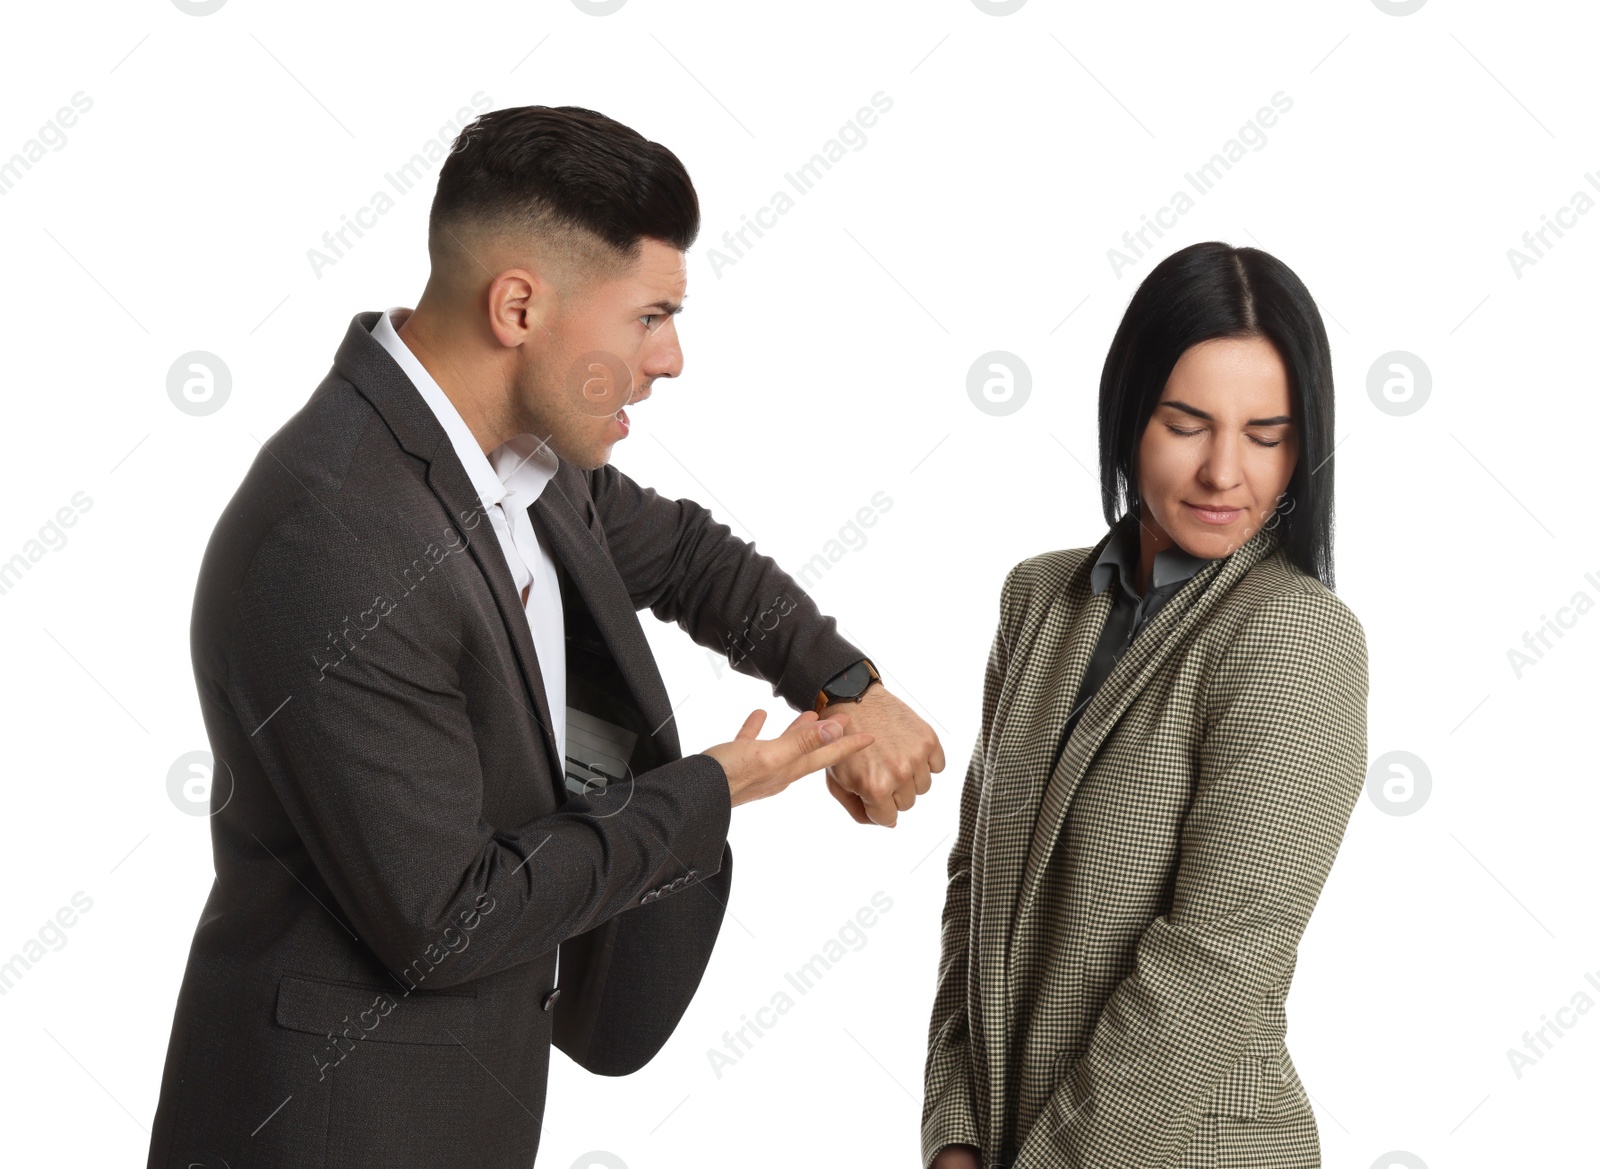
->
[922, 242, 1368, 1169]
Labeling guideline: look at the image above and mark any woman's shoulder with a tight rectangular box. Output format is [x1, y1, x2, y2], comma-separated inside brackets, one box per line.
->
[998, 545, 1097, 611]
[1213, 547, 1367, 661]
[986, 545, 1101, 653]
[1008, 544, 1095, 586]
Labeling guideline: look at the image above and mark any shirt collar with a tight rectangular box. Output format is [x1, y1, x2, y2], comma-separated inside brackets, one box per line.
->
[371, 307, 558, 514]
[1090, 511, 1214, 598]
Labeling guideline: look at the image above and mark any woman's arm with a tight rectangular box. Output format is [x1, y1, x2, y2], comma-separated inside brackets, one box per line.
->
[1015, 590, 1368, 1167]
[922, 565, 1019, 1168]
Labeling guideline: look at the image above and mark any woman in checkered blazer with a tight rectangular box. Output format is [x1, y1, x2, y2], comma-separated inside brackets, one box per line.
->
[923, 242, 1368, 1169]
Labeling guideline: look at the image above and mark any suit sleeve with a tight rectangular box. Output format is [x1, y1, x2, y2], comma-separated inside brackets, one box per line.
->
[1015, 591, 1368, 1167]
[226, 503, 731, 991]
[921, 564, 1018, 1167]
[586, 463, 865, 710]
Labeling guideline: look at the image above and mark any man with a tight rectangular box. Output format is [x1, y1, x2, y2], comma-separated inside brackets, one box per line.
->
[146, 104, 944, 1169]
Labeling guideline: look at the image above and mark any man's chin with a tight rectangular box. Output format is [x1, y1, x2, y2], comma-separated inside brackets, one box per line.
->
[537, 433, 610, 472]
[565, 442, 613, 472]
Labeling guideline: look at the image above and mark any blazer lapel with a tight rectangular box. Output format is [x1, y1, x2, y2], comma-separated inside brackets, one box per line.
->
[333, 311, 563, 781]
[1010, 520, 1285, 943]
[532, 482, 682, 760]
[972, 546, 1113, 1142]
[429, 453, 565, 780]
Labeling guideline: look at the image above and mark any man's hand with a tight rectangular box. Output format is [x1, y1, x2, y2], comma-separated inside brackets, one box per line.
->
[820, 685, 944, 827]
[704, 708, 874, 807]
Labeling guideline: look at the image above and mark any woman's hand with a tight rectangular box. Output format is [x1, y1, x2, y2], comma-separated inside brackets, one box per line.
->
[930, 1145, 982, 1169]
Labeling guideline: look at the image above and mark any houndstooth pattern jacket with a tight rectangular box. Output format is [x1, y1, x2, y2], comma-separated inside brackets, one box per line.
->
[922, 517, 1368, 1168]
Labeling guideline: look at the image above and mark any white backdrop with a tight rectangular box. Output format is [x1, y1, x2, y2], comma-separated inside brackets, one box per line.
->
[1, 1, 1595, 1166]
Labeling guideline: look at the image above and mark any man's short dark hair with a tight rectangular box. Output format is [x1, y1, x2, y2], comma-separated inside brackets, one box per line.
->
[428, 104, 699, 277]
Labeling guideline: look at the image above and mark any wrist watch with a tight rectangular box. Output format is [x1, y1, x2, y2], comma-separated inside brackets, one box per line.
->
[813, 658, 881, 715]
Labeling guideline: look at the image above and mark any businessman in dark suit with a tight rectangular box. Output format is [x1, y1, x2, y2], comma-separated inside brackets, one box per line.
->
[146, 104, 944, 1169]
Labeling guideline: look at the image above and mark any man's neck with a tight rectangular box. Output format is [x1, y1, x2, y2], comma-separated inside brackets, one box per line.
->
[395, 306, 508, 455]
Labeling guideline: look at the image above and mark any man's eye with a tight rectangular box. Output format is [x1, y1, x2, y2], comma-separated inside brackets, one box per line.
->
[640, 314, 660, 330]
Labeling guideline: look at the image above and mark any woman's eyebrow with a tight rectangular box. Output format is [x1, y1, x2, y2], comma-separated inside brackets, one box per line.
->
[1158, 399, 1292, 426]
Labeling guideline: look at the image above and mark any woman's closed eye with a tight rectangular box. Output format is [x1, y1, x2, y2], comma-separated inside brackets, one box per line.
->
[1164, 423, 1282, 448]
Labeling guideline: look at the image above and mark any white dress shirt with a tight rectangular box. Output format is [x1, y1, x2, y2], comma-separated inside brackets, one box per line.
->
[371, 307, 567, 765]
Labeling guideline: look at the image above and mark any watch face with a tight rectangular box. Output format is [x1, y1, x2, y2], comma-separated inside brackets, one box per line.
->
[830, 660, 873, 700]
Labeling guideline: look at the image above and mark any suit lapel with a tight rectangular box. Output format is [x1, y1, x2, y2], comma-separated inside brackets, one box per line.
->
[334, 310, 565, 781]
[533, 480, 682, 759]
[425, 452, 565, 781]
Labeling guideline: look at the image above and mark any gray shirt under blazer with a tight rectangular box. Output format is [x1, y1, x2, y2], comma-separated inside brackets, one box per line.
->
[146, 311, 865, 1169]
[922, 516, 1369, 1168]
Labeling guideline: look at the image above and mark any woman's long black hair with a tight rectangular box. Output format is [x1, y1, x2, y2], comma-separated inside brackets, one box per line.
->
[1098, 241, 1338, 589]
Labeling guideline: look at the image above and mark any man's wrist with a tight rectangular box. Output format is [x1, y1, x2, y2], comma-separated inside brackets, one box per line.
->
[813, 657, 881, 715]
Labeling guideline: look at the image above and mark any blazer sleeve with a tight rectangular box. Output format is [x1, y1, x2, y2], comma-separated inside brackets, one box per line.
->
[1015, 590, 1368, 1168]
[921, 563, 1018, 1167]
[586, 463, 865, 710]
[225, 504, 731, 991]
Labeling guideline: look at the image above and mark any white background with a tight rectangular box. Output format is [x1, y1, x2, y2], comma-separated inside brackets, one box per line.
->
[1, 1, 1596, 1166]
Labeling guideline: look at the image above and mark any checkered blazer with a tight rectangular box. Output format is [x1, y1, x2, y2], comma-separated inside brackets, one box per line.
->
[922, 518, 1368, 1168]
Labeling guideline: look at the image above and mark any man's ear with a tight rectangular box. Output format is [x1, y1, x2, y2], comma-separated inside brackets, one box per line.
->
[486, 268, 553, 348]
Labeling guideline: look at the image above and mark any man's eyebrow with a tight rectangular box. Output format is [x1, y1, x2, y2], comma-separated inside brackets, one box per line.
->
[1158, 399, 1292, 427]
[640, 298, 685, 315]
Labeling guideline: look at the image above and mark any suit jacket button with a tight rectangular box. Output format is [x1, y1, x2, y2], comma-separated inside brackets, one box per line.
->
[542, 989, 561, 1011]
[642, 889, 658, 903]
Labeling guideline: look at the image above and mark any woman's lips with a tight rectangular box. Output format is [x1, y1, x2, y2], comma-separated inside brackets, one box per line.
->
[1184, 502, 1241, 524]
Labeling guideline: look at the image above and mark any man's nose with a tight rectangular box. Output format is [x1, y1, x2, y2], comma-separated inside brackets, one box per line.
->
[642, 322, 684, 382]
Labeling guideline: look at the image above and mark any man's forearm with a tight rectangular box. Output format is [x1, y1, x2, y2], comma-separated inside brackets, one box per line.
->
[589, 463, 864, 709]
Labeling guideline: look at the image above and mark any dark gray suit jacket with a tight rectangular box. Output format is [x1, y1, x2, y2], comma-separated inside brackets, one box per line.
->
[146, 311, 864, 1169]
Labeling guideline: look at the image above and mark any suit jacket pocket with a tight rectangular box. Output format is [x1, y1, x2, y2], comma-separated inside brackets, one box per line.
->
[1199, 1054, 1262, 1120]
[275, 973, 476, 1046]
